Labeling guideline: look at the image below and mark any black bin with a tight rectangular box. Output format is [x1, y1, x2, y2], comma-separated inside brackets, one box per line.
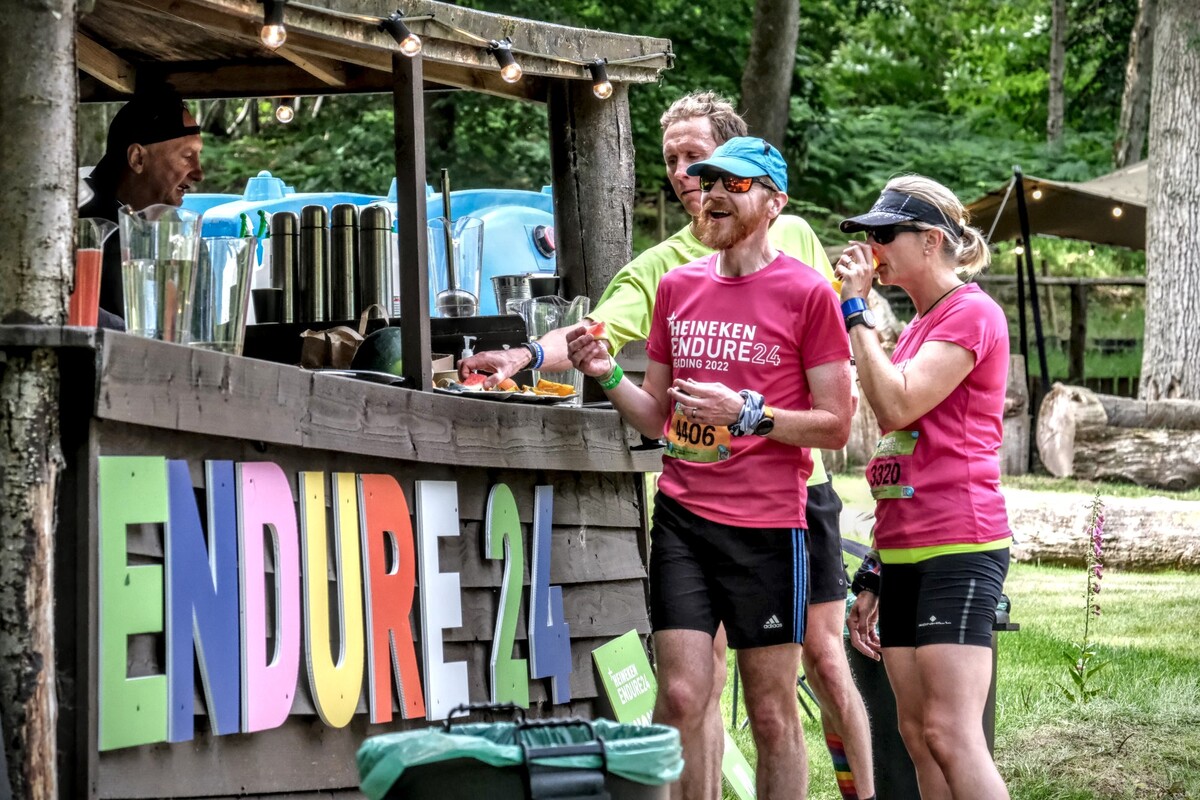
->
[358, 710, 682, 800]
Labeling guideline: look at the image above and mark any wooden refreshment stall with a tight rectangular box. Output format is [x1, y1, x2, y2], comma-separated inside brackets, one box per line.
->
[1, 1, 671, 795]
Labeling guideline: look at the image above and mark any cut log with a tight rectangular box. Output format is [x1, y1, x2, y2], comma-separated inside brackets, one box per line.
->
[1036, 383, 1109, 477]
[1037, 382, 1200, 490]
[1097, 395, 1200, 430]
[1007, 488, 1200, 571]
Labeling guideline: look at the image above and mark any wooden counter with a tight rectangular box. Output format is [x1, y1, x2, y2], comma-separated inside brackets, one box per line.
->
[8, 327, 659, 798]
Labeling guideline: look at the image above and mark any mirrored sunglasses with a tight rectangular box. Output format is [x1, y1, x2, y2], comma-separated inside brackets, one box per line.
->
[698, 174, 772, 194]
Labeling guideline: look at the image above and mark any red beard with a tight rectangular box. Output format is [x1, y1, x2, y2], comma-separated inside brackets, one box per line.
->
[695, 196, 771, 250]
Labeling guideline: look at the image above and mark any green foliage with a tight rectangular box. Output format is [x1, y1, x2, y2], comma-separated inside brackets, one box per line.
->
[201, 96, 397, 194]
[193, 0, 1139, 262]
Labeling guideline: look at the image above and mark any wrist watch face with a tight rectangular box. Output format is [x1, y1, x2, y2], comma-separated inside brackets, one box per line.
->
[753, 407, 775, 436]
[847, 309, 878, 331]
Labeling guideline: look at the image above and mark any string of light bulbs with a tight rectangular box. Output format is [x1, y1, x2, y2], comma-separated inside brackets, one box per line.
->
[255, 0, 670, 104]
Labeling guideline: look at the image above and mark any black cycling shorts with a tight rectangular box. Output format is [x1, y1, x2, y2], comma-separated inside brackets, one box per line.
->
[805, 480, 849, 604]
[649, 492, 808, 649]
[878, 548, 1009, 648]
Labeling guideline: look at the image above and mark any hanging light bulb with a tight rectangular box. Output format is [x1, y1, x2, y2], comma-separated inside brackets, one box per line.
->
[1031, 188, 1043, 200]
[587, 59, 613, 100]
[1014, 244, 1025, 256]
[1088, 248, 1096, 257]
[489, 38, 523, 83]
[1112, 205, 1124, 218]
[260, 0, 287, 49]
[380, 11, 422, 57]
[275, 98, 296, 123]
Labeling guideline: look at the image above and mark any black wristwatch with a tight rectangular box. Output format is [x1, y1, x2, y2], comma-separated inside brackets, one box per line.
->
[518, 342, 538, 367]
[752, 406, 775, 436]
[846, 310, 877, 331]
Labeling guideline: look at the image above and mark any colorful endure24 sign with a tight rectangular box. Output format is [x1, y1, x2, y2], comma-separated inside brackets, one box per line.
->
[97, 457, 572, 751]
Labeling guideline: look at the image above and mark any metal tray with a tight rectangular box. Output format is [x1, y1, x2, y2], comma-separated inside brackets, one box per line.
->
[311, 368, 406, 386]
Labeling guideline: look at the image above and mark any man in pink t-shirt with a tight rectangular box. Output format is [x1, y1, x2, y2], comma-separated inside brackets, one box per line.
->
[567, 137, 853, 799]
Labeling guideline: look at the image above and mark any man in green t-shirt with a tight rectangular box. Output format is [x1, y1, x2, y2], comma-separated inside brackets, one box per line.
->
[462, 92, 874, 800]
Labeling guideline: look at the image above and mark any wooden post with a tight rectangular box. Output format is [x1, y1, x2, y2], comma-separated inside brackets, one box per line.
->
[657, 189, 666, 243]
[1069, 282, 1088, 382]
[547, 81, 635, 304]
[0, 0, 74, 794]
[1041, 259, 1058, 343]
[392, 52, 432, 392]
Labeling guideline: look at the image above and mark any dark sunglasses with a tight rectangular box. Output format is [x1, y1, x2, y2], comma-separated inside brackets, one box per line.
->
[698, 174, 772, 194]
[865, 224, 922, 245]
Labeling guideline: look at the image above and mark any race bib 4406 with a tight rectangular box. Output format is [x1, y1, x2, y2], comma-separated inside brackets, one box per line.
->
[664, 402, 731, 463]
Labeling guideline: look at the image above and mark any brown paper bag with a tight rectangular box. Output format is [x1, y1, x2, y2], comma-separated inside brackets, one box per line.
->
[300, 326, 363, 369]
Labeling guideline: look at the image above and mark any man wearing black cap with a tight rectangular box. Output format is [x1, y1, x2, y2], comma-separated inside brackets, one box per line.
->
[79, 86, 204, 327]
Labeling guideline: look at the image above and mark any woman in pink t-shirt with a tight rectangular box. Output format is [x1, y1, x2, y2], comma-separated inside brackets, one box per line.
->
[834, 175, 1012, 800]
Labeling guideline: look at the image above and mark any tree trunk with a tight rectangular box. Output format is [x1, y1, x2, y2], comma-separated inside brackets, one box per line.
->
[1046, 0, 1067, 145]
[1113, 0, 1156, 167]
[0, 0, 73, 795]
[1038, 383, 1200, 490]
[1007, 488, 1200, 571]
[739, 0, 799, 149]
[547, 81, 635, 305]
[76, 103, 114, 173]
[197, 98, 227, 135]
[1001, 355, 1030, 475]
[1140, 0, 1200, 400]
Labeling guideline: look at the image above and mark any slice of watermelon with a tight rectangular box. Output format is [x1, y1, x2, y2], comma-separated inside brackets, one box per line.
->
[586, 321, 607, 339]
[461, 373, 488, 387]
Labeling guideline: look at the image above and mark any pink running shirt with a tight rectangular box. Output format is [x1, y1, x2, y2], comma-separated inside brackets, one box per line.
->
[868, 284, 1012, 549]
[646, 252, 850, 529]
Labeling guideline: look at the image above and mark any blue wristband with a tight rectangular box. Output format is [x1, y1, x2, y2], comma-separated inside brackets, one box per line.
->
[841, 297, 868, 319]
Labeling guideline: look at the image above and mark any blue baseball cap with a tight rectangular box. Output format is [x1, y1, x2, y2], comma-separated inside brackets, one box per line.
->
[686, 136, 788, 193]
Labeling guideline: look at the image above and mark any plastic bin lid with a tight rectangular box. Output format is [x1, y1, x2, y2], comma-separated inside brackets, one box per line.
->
[356, 718, 682, 799]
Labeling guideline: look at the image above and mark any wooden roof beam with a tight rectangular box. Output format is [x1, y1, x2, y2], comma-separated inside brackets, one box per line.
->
[77, 32, 137, 94]
[127, 0, 545, 101]
[275, 46, 347, 87]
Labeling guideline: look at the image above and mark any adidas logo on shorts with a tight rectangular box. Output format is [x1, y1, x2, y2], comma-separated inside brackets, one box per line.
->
[762, 614, 782, 630]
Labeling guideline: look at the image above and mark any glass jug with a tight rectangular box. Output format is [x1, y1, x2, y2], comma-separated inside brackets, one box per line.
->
[506, 294, 591, 404]
[118, 204, 202, 342]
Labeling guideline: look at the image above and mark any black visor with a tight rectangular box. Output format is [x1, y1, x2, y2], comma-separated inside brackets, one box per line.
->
[840, 190, 964, 237]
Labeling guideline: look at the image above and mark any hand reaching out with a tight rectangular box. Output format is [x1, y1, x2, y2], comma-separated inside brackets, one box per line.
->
[565, 325, 613, 378]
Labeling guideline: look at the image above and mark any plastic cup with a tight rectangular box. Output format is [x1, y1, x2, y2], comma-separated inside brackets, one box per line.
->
[189, 236, 255, 355]
[69, 218, 116, 326]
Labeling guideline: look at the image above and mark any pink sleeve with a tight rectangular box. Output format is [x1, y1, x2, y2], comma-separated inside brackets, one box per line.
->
[797, 281, 851, 369]
[645, 279, 672, 365]
[927, 295, 1005, 361]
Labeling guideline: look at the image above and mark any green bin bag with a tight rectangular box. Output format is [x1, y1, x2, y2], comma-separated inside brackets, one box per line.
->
[357, 718, 682, 800]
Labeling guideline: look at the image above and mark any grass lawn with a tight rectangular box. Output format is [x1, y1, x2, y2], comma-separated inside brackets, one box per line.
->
[717, 474, 1200, 799]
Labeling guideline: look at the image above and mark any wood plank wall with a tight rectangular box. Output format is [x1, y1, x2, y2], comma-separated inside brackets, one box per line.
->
[84, 420, 650, 797]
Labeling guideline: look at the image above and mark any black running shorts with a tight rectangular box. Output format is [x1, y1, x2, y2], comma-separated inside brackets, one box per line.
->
[649, 492, 809, 649]
[805, 480, 850, 604]
[878, 548, 1010, 648]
